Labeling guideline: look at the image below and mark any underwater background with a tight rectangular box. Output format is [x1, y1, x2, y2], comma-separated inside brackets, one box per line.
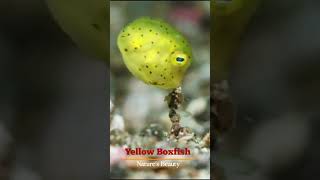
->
[110, 1, 210, 179]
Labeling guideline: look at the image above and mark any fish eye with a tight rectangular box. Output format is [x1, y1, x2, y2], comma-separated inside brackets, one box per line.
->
[170, 51, 189, 67]
[176, 57, 184, 62]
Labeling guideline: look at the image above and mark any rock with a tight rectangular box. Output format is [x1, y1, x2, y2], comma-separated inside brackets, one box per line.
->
[110, 114, 125, 131]
[186, 97, 208, 116]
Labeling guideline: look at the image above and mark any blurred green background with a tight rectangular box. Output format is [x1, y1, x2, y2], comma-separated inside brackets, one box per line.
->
[214, 1, 320, 180]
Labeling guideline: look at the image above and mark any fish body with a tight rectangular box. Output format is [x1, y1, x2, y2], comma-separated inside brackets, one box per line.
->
[117, 17, 192, 89]
[213, 0, 261, 81]
[46, 0, 107, 60]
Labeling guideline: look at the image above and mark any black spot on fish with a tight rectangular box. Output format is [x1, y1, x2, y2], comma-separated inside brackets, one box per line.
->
[134, 47, 138, 50]
[141, 34, 143, 37]
[149, 71, 152, 74]
[92, 24, 101, 31]
[146, 65, 149, 68]
[157, 51, 160, 54]
[151, 41, 154, 44]
[138, 28, 141, 30]
[149, 29, 152, 32]
[124, 48, 128, 52]
[155, 65, 158, 68]
[144, 55, 146, 59]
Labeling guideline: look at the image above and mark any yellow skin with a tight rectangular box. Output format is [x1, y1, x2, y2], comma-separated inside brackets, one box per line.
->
[46, 0, 107, 60]
[117, 17, 192, 89]
[213, 0, 260, 81]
